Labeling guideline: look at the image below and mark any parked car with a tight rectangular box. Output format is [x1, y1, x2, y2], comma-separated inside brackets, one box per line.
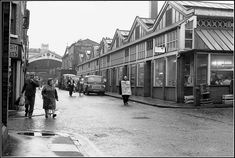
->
[83, 75, 106, 95]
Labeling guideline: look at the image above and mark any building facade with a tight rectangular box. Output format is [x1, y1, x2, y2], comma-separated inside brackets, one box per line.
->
[76, 1, 234, 104]
[27, 48, 62, 83]
[62, 39, 99, 72]
[1, 1, 30, 150]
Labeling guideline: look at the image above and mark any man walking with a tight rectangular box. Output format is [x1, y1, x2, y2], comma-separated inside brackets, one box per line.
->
[119, 76, 131, 105]
[21, 73, 39, 118]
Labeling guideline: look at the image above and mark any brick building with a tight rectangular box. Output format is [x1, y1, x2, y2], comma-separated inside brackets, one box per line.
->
[76, 1, 233, 104]
[1, 1, 30, 151]
[62, 39, 99, 71]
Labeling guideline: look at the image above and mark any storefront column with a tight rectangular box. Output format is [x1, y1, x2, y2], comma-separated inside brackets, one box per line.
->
[176, 55, 185, 103]
[163, 58, 166, 100]
[193, 52, 200, 106]
[150, 60, 154, 98]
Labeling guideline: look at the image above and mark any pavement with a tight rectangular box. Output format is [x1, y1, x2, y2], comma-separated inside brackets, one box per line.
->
[105, 92, 234, 109]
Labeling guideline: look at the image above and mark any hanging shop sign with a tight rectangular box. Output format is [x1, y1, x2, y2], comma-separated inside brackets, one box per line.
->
[9, 43, 22, 60]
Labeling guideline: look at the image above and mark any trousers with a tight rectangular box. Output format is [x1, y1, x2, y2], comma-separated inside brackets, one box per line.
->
[122, 95, 129, 104]
[25, 95, 35, 116]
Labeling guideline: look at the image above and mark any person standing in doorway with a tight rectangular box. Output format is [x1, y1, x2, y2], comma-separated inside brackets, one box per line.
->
[41, 78, 58, 118]
[119, 76, 131, 105]
[21, 73, 39, 118]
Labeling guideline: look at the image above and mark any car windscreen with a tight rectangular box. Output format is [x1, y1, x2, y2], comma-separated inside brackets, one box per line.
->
[87, 76, 102, 83]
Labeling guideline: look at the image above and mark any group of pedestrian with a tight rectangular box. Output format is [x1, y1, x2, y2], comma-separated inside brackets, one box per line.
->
[20, 73, 131, 119]
[21, 74, 59, 119]
[67, 75, 84, 97]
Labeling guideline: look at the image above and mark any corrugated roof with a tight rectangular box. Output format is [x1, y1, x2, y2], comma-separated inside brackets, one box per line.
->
[196, 29, 233, 51]
[176, 1, 234, 10]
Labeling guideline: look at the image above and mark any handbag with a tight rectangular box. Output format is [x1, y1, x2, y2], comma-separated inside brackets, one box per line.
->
[19, 95, 25, 106]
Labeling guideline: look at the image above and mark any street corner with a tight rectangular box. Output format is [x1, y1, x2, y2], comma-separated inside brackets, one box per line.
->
[3, 130, 84, 157]
[67, 132, 106, 157]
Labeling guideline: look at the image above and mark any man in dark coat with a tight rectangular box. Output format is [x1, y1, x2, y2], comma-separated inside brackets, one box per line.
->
[67, 77, 74, 97]
[21, 74, 39, 118]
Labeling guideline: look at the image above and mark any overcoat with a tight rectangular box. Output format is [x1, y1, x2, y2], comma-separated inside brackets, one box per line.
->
[41, 85, 58, 110]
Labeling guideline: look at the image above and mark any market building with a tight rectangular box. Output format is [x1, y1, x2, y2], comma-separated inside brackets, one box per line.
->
[76, 1, 233, 104]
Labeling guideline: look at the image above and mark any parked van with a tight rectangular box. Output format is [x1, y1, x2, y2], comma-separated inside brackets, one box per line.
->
[83, 75, 106, 95]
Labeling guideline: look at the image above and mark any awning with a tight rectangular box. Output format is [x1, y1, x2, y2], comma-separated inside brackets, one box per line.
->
[195, 29, 234, 51]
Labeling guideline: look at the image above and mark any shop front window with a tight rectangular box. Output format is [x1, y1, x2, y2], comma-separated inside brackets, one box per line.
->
[137, 62, 144, 87]
[130, 64, 136, 87]
[184, 55, 194, 86]
[166, 56, 176, 87]
[197, 54, 208, 85]
[210, 55, 233, 86]
[154, 58, 164, 87]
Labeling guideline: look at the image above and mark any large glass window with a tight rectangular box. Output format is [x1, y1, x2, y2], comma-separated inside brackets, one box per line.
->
[118, 66, 123, 81]
[197, 54, 208, 85]
[155, 34, 165, 55]
[138, 43, 145, 59]
[210, 55, 233, 86]
[185, 21, 193, 49]
[184, 55, 194, 86]
[130, 64, 136, 87]
[135, 25, 140, 40]
[166, 56, 176, 87]
[154, 58, 164, 87]
[166, 30, 178, 52]
[165, 7, 172, 27]
[130, 45, 136, 61]
[137, 62, 144, 87]
[147, 39, 153, 51]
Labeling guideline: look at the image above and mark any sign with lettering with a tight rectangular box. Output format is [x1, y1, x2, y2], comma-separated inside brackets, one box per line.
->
[9, 44, 19, 58]
[121, 81, 132, 95]
[155, 46, 165, 55]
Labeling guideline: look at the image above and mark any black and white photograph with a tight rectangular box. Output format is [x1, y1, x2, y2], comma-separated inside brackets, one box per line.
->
[0, 0, 234, 157]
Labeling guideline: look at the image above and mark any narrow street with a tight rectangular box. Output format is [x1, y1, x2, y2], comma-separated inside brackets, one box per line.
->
[6, 89, 234, 157]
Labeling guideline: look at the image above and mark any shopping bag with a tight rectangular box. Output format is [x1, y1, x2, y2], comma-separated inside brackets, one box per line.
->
[19, 95, 25, 106]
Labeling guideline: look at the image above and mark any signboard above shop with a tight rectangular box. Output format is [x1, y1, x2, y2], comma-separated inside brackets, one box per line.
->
[155, 46, 165, 55]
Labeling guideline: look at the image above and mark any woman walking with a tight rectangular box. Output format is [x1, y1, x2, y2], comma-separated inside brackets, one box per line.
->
[41, 78, 59, 118]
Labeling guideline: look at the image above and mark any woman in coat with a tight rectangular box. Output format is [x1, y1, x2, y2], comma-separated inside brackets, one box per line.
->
[41, 78, 58, 118]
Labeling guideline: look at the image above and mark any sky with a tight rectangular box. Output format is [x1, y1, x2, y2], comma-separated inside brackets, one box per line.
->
[27, 1, 165, 56]
[27, 1, 234, 57]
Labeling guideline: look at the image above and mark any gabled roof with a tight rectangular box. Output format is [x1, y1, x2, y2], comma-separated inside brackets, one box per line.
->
[103, 37, 112, 46]
[175, 1, 234, 10]
[110, 29, 130, 49]
[139, 17, 155, 29]
[126, 16, 155, 42]
[151, 1, 233, 32]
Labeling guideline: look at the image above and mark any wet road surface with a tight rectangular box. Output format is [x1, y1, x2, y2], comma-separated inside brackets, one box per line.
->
[6, 88, 234, 157]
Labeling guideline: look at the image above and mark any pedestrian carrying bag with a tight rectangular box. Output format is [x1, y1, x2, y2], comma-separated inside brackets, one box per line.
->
[19, 95, 25, 106]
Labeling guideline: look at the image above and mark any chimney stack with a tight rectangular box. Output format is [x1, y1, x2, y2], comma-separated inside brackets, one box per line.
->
[149, 1, 158, 19]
